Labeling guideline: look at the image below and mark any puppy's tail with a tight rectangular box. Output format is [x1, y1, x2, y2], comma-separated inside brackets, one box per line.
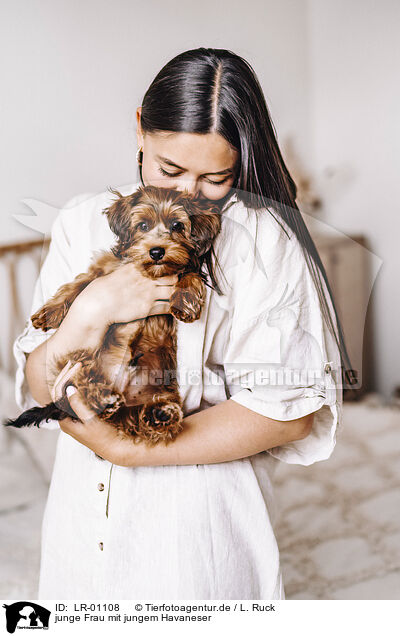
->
[4, 401, 75, 429]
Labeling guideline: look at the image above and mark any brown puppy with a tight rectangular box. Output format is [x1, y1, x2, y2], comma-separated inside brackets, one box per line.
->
[6, 185, 223, 446]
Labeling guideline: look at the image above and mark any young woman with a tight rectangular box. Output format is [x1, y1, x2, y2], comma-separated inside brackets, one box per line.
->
[14, 48, 352, 600]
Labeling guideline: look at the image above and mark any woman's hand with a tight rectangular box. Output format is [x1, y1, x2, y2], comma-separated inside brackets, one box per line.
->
[74, 263, 179, 328]
[51, 360, 136, 465]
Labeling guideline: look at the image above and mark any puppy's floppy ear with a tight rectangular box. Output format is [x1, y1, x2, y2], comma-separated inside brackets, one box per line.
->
[102, 187, 143, 244]
[181, 196, 222, 256]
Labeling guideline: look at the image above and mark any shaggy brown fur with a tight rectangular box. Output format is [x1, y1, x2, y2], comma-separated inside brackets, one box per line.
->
[8, 185, 223, 446]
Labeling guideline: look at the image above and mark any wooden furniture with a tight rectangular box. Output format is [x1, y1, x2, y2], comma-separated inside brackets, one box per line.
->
[0, 237, 57, 475]
[313, 232, 374, 400]
[0, 238, 50, 376]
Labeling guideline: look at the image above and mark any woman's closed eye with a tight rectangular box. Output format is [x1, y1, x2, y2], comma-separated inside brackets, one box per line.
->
[157, 166, 229, 186]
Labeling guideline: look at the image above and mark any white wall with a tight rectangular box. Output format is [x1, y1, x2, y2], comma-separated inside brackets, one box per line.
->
[1, 0, 310, 245]
[307, 0, 400, 397]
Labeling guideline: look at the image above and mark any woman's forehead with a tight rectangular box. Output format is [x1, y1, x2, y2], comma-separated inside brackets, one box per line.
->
[145, 131, 238, 174]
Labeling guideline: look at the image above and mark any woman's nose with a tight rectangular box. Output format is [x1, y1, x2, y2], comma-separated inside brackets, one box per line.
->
[175, 179, 199, 196]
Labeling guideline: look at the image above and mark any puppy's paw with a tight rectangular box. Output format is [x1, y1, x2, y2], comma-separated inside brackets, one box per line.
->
[169, 289, 203, 323]
[102, 394, 125, 417]
[138, 401, 183, 444]
[31, 305, 65, 331]
[90, 390, 124, 418]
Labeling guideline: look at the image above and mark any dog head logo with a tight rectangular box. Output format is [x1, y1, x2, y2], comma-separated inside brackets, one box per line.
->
[2, 602, 50, 633]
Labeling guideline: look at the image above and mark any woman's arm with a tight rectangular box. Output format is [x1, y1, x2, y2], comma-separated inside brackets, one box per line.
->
[123, 399, 314, 466]
[59, 386, 315, 467]
[25, 264, 178, 406]
[26, 296, 107, 405]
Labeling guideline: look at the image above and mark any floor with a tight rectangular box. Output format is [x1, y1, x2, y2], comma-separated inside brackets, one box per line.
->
[274, 393, 400, 599]
[1, 392, 399, 600]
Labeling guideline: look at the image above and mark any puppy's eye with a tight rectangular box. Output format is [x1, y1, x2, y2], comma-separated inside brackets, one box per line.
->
[137, 221, 149, 232]
[170, 221, 184, 233]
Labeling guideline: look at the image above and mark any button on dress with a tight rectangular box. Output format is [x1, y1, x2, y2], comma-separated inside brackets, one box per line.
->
[13, 181, 343, 600]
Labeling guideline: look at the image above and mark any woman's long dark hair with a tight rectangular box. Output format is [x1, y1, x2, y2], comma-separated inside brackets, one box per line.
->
[137, 47, 357, 394]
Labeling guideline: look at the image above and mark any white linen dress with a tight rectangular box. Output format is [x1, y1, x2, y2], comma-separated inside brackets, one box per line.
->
[13, 181, 342, 600]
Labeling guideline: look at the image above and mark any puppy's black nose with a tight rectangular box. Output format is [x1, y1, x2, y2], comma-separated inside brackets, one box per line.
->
[149, 247, 165, 261]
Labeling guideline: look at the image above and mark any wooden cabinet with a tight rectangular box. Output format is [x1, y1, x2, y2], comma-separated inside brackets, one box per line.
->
[313, 232, 374, 399]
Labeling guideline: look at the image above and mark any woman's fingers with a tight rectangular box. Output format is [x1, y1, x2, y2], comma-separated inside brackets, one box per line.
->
[53, 359, 72, 385]
[51, 361, 81, 403]
[148, 301, 172, 316]
[153, 279, 178, 304]
[64, 386, 99, 425]
[51, 361, 71, 402]
[150, 276, 179, 315]
[155, 274, 179, 286]
[154, 286, 176, 299]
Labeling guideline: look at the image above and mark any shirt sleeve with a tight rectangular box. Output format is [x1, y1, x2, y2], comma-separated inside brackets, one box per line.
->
[221, 210, 343, 466]
[13, 193, 93, 430]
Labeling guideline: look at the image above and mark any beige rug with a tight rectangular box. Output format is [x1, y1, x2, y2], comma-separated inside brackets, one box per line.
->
[273, 393, 400, 599]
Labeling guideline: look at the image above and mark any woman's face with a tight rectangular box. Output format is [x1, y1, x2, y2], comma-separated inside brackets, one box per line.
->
[136, 107, 239, 201]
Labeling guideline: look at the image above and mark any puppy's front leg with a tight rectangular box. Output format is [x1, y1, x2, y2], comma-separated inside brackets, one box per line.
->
[31, 271, 98, 331]
[169, 273, 205, 323]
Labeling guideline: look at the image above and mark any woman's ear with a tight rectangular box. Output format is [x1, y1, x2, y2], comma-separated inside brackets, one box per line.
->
[136, 107, 144, 147]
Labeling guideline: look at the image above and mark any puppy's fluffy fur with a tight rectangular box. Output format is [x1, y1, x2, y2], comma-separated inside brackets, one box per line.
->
[6, 185, 224, 446]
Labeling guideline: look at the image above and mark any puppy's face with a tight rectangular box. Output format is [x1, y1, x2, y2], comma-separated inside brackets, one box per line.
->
[103, 185, 221, 278]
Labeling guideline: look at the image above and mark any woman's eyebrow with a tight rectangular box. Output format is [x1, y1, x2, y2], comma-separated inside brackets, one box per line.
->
[155, 154, 233, 175]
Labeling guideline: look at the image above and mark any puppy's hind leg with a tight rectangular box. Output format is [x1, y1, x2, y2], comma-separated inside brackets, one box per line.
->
[138, 397, 184, 445]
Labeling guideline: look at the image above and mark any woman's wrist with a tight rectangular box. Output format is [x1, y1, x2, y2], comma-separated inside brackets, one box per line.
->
[64, 293, 110, 347]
